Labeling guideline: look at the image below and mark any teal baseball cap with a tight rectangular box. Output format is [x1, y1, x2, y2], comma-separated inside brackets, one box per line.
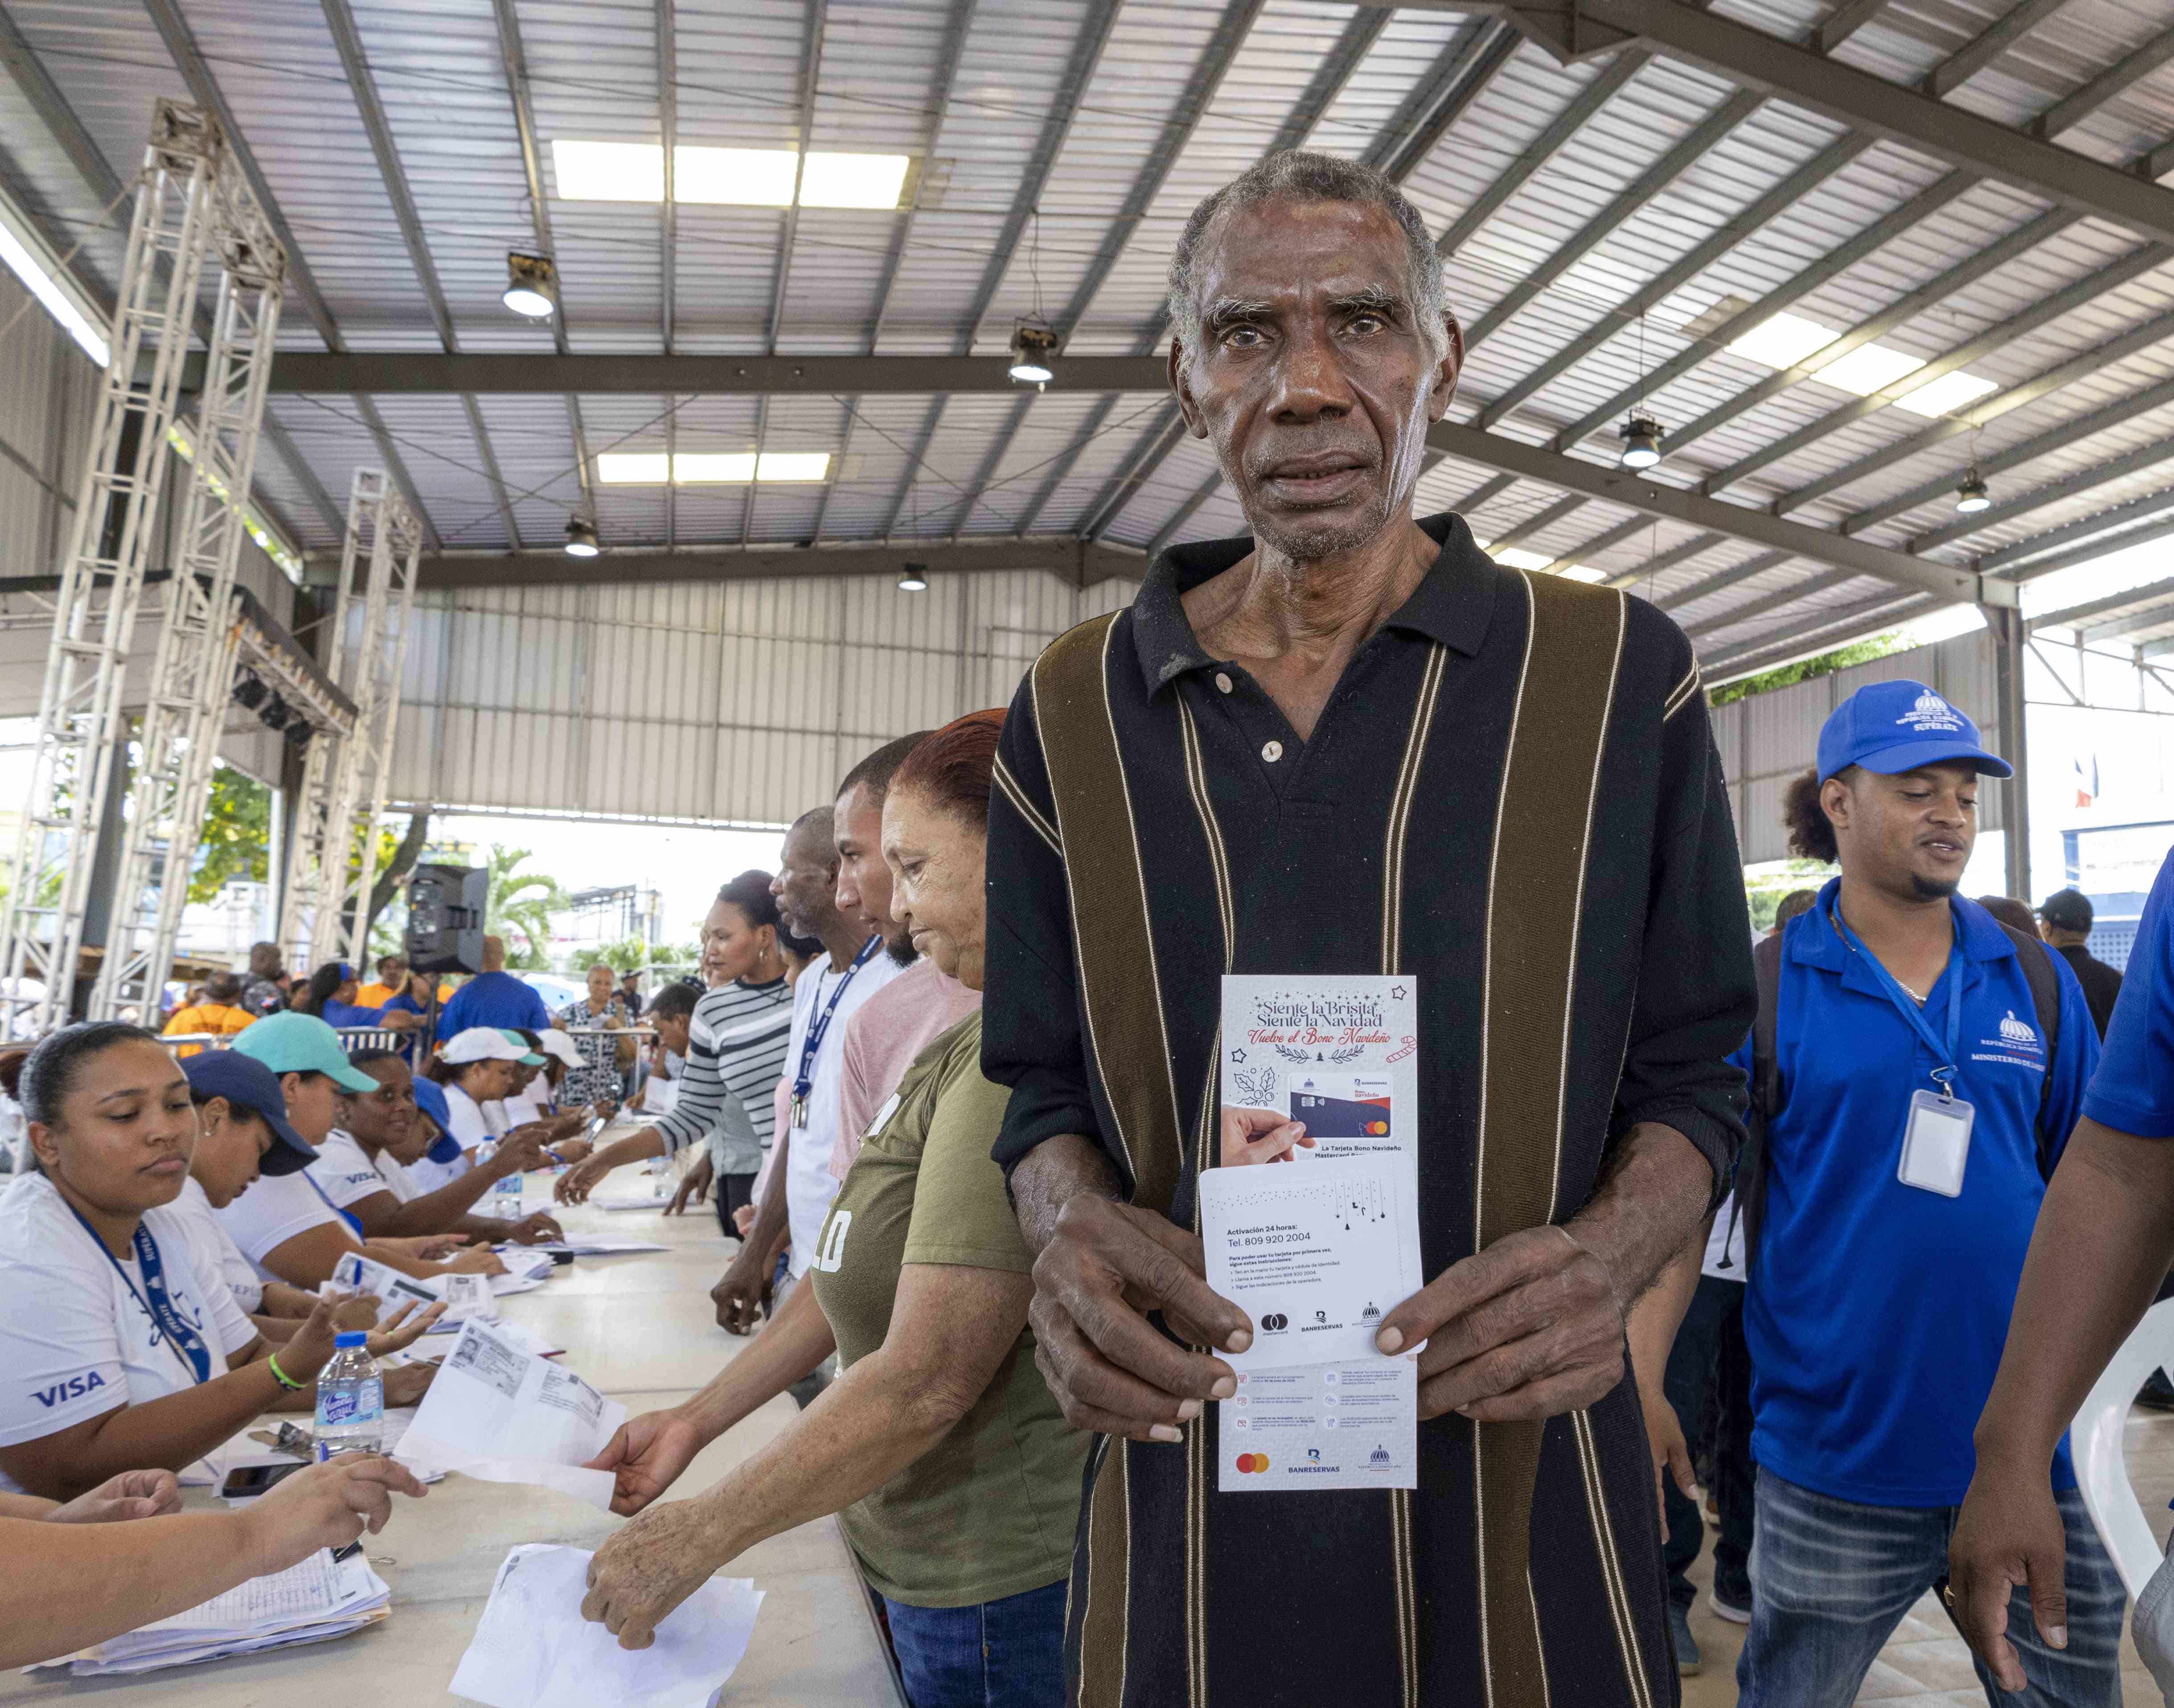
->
[497, 1027, 546, 1066]
[230, 1011, 381, 1093]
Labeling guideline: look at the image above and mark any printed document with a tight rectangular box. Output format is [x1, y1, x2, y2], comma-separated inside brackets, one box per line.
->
[396, 1318, 624, 1509]
[1215, 975, 1424, 1492]
[451, 1544, 762, 1708]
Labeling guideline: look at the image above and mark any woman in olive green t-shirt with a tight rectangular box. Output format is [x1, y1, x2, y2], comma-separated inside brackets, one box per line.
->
[581, 709, 1087, 1707]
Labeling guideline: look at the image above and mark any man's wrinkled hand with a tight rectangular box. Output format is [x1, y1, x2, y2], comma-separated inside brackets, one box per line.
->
[1374, 1225, 1626, 1422]
[582, 1497, 727, 1650]
[1027, 1194, 1252, 1445]
[585, 1409, 703, 1517]
[1950, 1462, 2070, 1693]
[710, 1250, 768, 1335]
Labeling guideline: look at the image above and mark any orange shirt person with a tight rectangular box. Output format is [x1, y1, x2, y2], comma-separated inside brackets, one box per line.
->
[162, 974, 256, 1057]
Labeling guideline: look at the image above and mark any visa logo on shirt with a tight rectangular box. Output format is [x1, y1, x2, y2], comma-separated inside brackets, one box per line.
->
[31, 1371, 106, 1408]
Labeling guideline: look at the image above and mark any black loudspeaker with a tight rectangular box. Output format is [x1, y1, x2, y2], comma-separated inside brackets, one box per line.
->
[405, 864, 487, 974]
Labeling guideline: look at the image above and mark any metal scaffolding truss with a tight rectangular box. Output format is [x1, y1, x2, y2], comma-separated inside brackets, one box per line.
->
[278, 470, 423, 977]
[0, 99, 227, 1035]
[90, 150, 287, 1022]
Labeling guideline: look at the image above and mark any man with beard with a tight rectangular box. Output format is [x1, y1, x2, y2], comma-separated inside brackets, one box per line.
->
[829, 732, 980, 1182]
[1722, 682, 2112, 1707]
[984, 148, 1755, 1708]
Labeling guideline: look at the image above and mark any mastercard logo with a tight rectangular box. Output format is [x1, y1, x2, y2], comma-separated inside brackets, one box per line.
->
[1363, 1120, 1388, 1135]
[1234, 1453, 1270, 1474]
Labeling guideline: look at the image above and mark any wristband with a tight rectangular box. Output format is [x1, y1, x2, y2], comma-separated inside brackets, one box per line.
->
[267, 1351, 307, 1392]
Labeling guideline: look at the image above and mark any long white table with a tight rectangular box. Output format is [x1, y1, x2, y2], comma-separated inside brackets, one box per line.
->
[1, 1176, 902, 1705]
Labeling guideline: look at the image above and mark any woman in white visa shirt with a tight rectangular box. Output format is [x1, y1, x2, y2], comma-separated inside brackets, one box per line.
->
[0, 1024, 437, 1500]
[310, 1048, 562, 1247]
[412, 1027, 541, 1191]
[168, 1049, 448, 1355]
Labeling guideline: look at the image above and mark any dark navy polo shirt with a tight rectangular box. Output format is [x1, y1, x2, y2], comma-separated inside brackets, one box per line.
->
[1738, 878, 2098, 1507]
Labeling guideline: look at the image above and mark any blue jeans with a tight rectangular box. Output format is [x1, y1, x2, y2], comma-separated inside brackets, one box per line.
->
[1738, 1468, 2124, 1708]
[880, 1580, 1067, 1708]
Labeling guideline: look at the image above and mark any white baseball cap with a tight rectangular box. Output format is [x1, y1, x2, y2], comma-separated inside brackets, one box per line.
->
[442, 1026, 539, 1065]
[535, 1028, 585, 1070]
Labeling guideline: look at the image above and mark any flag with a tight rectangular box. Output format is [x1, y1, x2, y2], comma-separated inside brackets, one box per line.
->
[2075, 752, 2098, 809]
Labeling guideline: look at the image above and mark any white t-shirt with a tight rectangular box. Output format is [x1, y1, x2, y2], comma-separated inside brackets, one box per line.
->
[783, 948, 906, 1280]
[166, 1176, 264, 1312]
[0, 1173, 256, 1492]
[506, 1080, 553, 1121]
[310, 1129, 416, 1207]
[213, 1168, 349, 1281]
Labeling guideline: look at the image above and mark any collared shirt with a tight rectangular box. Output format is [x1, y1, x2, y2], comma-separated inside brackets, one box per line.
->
[1738, 881, 2098, 1508]
[830, 958, 982, 1180]
[782, 946, 906, 1280]
[2086, 846, 2174, 1137]
[984, 512, 1754, 1708]
[2054, 942, 2124, 1041]
[438, 972, 549, 1036]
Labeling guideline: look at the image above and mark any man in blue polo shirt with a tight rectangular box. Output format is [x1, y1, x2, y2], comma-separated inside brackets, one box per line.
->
[436, 934, 548, 1036]
[1734, 680, 2113, 1708]
[1952, 833, 2174, 1696]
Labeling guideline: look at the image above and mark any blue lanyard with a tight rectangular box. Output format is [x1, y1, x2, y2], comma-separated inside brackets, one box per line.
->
[1826, 896, 1965, 1096]
[62, 1201, 213, 1385]
[792, 936, 881, 1102]
[301, 1167, 366, 1238]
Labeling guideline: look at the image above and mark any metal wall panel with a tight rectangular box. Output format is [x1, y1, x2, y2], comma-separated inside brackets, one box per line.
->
[1716, 629, 2005, 864]
[389, 567, 1143, 825]
[0, 261, 97, 583]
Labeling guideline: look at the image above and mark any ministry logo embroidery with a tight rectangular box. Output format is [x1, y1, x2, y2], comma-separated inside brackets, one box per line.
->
[1896, 690, 1966, 734]
[1998, 1010, 2037, 1047]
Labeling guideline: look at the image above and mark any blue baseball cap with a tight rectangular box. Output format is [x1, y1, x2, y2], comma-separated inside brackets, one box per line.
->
[1816, 680, 2013, 784]
[179, 1050, 319, 1174]
[409, 1078, 463, 1164]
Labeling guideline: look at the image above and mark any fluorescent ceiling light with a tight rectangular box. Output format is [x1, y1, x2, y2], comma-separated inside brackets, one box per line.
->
[550, 140, 665, 202]
[598, 452, 671, 484]
[552, 141, 911, 208]
[797, 152, 911, 209]
[1490, 547, 1555, 571]
[595, 451, 833, 484]
[1725, 311, 1835, 370]
[673, 452, 758, 483]
[757, 452, 831, 482]
[1894, 370, 2000, 419]
[1559, 565, 1608, 583]
[0, 187, 109, 368]
[1814, 342, 1926, 397]
[675, 148, 798, 207]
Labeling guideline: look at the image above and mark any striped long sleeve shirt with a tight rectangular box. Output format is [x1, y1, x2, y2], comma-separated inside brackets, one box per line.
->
[649, 976, 795, 1174]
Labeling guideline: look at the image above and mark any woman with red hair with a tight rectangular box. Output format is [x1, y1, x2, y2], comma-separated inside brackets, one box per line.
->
[580, 709, 1087, 1707]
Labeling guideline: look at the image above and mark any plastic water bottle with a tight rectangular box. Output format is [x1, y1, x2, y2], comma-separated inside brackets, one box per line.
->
[313, 1332, 383, 1460]
[476, 1140, 524, 1216]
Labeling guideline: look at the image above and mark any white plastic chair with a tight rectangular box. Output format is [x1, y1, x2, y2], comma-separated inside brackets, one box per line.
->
[2073, 1297, 2174, 1599]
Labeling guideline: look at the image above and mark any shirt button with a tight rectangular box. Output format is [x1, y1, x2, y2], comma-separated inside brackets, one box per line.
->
[1214, 672, 1233, 694]
[1262, 740, 1284, 763]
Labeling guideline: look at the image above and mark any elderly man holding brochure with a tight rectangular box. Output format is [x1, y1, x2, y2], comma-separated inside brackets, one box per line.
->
[983, 149, 1755, 1708]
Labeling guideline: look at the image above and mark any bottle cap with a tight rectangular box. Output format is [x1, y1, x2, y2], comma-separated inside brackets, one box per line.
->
[334, 1330, 369, 1348]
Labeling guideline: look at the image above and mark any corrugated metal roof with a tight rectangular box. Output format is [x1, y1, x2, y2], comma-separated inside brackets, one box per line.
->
[8, 0, 2174, 673]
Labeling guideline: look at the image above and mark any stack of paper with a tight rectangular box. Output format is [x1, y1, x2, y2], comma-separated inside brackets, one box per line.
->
[590, 1184, 669, 1212]
[397, 1319, 624, 1509]
[490, 1245, 556, 1296]
[33, 1549, 390, 1676]
[328, 1250, 445, 1311]
[451, 1544, 760, 1708]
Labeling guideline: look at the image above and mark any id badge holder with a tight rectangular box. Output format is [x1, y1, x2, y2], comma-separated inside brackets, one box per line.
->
[1898, 1088, 1974, 1197]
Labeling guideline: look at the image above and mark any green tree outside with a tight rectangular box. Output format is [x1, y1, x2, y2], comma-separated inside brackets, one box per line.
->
[488, 847, 571, 969]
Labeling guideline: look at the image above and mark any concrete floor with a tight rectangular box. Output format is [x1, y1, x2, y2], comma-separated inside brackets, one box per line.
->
[1677, 1405, 2174, 1707]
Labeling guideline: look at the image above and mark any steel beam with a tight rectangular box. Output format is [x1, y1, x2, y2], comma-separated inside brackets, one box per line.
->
[1998, 512, 2174, 584]
[1604, 529, 1725, 588]
[1981, 482, 2174, 573]
[1701, 587, 1937, 677]
[1682, 566, 1855, 640]
[1426, 421, 2011, 603]
[1542, 513, 1649, 573]
[1927, 0, 2072, 98]
[141, 0, 438, 546]
[1463, 88, 1763, 353]
[1816, 0, 1890, 54]
[2028, 576, 2174, 634]
[1359, 0, 2174, 246]
[1479, 131, 1874, 430]
[413, 536, 1146, 590]
[1908, 435, 2174, 553]
[1653, 548, 1791, 611]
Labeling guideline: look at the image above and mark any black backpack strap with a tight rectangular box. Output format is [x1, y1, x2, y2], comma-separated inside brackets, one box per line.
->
[1726, 930, 1786, 1275]
[1994, 922, 2064, 1180]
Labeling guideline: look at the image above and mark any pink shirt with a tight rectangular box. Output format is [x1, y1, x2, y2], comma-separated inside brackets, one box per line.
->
[828, 959, 983, 1179]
